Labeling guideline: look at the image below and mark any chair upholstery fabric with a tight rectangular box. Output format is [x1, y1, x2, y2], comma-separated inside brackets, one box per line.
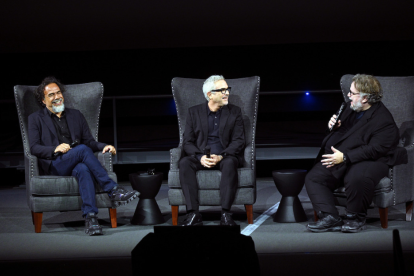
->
[14, 82, 116, 213]
[168, 76, 260, 208]
[334, 75, 414, 211]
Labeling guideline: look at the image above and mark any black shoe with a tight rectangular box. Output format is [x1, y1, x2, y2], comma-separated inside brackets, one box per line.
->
[220, 212, 237, 226]
[110, 186, 139, 207]
[307, 212, 343, 233]
[85, 212, 103, 236]
[178, 212, 203, 226]
[341, 214, 367, 233]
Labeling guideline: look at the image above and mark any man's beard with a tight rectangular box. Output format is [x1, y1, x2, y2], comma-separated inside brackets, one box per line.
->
[350, 99, 363, 112]
[52, 99, 65, 113]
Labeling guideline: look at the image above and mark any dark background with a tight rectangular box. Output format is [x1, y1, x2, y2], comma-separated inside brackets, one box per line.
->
[1, 0, 414, 181]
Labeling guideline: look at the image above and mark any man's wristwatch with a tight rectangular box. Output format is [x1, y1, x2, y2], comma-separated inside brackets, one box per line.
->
[343, 155, 346, 163]
[219, 155, 223, 161]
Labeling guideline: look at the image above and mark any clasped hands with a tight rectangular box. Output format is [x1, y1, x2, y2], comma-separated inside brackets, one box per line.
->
[201, 154, 222, 168]
[321, 146, 344, 168]
[54, 144, 116, 155]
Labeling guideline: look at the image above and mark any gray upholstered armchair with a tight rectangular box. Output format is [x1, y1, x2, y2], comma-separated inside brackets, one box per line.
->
[14, 82, 118, 233]
[168, 76, 260, 225]
[332, 75, 414, 228]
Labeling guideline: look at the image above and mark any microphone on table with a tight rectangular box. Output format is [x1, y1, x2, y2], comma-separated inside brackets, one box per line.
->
[329, 102, 346, 132]
[53, 139, 80, 158]
[204, 146, 211, 158]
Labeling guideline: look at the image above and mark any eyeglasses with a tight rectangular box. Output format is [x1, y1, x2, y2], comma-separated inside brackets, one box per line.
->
[47, 91, 63, 99]
[348, 90, 360, 96]
[211, 87, 231, 94]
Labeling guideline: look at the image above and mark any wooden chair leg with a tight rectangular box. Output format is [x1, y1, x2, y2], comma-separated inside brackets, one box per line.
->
[32, 211, 43, 233]
[171, 205, 179, 226]
[379, 207, 388, 229]
[108, 208, 117, 228]
[406, 201, 413, 221]
[245, 204, 253, 224]
[313, 210, 318, 222]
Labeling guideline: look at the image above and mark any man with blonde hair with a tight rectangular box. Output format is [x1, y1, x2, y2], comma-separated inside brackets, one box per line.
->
[306, 74, 406, 233]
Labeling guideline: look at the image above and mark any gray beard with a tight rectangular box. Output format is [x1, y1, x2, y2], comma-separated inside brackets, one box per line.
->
[52, 103, 65, 113]
[350, 100, 363, 112]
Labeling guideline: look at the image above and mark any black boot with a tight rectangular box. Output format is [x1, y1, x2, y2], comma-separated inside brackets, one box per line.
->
[307, 211, 343, 233]
[341, 213, 366, 233]
[110, 186, 139, 207]
[85, 212, 103, 236]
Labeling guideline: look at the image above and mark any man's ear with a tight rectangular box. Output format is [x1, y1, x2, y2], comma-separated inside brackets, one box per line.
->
[362, 96, 368, 104]
[207, 92, 211, 100]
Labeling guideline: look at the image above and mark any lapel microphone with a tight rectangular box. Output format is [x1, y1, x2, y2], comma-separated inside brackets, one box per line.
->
[329, 102, 346, 132]
[53, 139, 80, 158]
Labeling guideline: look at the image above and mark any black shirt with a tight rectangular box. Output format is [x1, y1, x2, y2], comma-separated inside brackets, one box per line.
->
[47, 109, 73, 145]
[324, 110, 365, 154]
[196, 103, 225, 161]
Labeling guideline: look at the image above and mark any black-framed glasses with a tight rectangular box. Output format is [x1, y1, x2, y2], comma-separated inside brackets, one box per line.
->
[211, 87, 231, 94]
[348, 90, 360, 96]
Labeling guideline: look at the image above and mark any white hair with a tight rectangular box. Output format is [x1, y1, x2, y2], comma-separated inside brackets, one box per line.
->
[202, 75, 225, 101]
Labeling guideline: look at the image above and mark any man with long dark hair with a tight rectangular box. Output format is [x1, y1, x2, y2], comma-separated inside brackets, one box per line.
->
[29, 76, 138, 236]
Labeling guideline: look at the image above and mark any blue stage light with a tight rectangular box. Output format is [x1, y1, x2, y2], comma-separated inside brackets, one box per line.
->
[306, 92, 309, 96]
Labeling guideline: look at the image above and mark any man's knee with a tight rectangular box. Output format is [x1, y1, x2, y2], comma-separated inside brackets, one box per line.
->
[72, 163, 90, 177]
[221, 156, 238, 169]
[179, 156, 195, 169]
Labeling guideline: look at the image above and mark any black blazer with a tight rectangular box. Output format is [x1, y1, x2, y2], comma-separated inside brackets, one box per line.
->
[316, 101, 406, 178]
[28, 107, 106, 173]
[182, 103, 245, 164]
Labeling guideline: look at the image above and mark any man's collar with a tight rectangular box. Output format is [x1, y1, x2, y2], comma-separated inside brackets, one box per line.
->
[206, 101, 223, 115]
[45, 107, 65, 118]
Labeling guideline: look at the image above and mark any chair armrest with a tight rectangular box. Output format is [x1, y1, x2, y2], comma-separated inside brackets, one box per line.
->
[392, 145, 414, 204]
[96, 151, 114, 172]
[170, 147, 182, 170]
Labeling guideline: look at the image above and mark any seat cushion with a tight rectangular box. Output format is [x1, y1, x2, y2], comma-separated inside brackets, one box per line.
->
[168, 168, 255, 189]
[30, 172, 117, 195]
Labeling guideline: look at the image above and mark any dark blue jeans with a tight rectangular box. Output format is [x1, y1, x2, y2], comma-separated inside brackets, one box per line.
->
[50, 144, 117, 216]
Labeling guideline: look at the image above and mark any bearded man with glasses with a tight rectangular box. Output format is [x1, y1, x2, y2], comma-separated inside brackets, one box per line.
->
[178, 75, 245, 226]
[28, 76, 138, 235]
[305, 74, 407, 233]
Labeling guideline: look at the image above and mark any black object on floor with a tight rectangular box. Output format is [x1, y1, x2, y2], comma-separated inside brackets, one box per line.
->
[132, 225, 260, 276]
[129, 171, 164, 225]
[272, 169, 308, 223]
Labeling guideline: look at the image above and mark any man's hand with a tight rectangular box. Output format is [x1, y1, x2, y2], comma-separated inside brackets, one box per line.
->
[328, 114, 341, 130]
[102, 145, 116, 155]
[200, 154, 222, 168]
[54, 143, 71, 154]
[321, 146, 344, 168]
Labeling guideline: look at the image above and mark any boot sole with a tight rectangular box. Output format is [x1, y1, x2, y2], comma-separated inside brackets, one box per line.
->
[341, 225, 367, 233]
[112, 192, 139, 207]
[307, 226, 343, 233]
[85, 228, 103, 236]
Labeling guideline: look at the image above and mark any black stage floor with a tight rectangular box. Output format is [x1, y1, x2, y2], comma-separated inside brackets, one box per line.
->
[1, 179, 413, 276]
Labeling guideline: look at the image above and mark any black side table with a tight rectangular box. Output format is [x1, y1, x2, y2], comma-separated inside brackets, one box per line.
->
[272, 169, 308, 223]
[129, 172, 164, 225]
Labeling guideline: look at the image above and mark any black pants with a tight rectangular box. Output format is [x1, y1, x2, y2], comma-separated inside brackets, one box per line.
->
[179, 155, 239, 211]
[305, 160, 389, 218]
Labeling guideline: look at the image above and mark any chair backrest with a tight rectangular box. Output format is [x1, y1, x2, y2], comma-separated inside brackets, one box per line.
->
[171, 76, 260, 168]
[340, 75, 414, 129]
[14, 82, 104, 157]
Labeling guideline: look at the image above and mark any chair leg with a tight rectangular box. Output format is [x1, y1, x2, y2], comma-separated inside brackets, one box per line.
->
[108, 208, 117, 228]
[245, 204, 253, 224]
[32, 211, 43, 233]
[313, 210, 318, 222]
[171, 205, 179, 226]
[406, 201, 413, 222]
[379, 207, 388, 229]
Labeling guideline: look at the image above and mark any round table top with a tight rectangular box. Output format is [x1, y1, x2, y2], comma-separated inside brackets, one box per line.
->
[129, 171, 163, 178]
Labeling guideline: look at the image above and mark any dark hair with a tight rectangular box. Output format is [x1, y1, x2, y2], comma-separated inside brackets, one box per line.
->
[34, 76, 66, 106]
